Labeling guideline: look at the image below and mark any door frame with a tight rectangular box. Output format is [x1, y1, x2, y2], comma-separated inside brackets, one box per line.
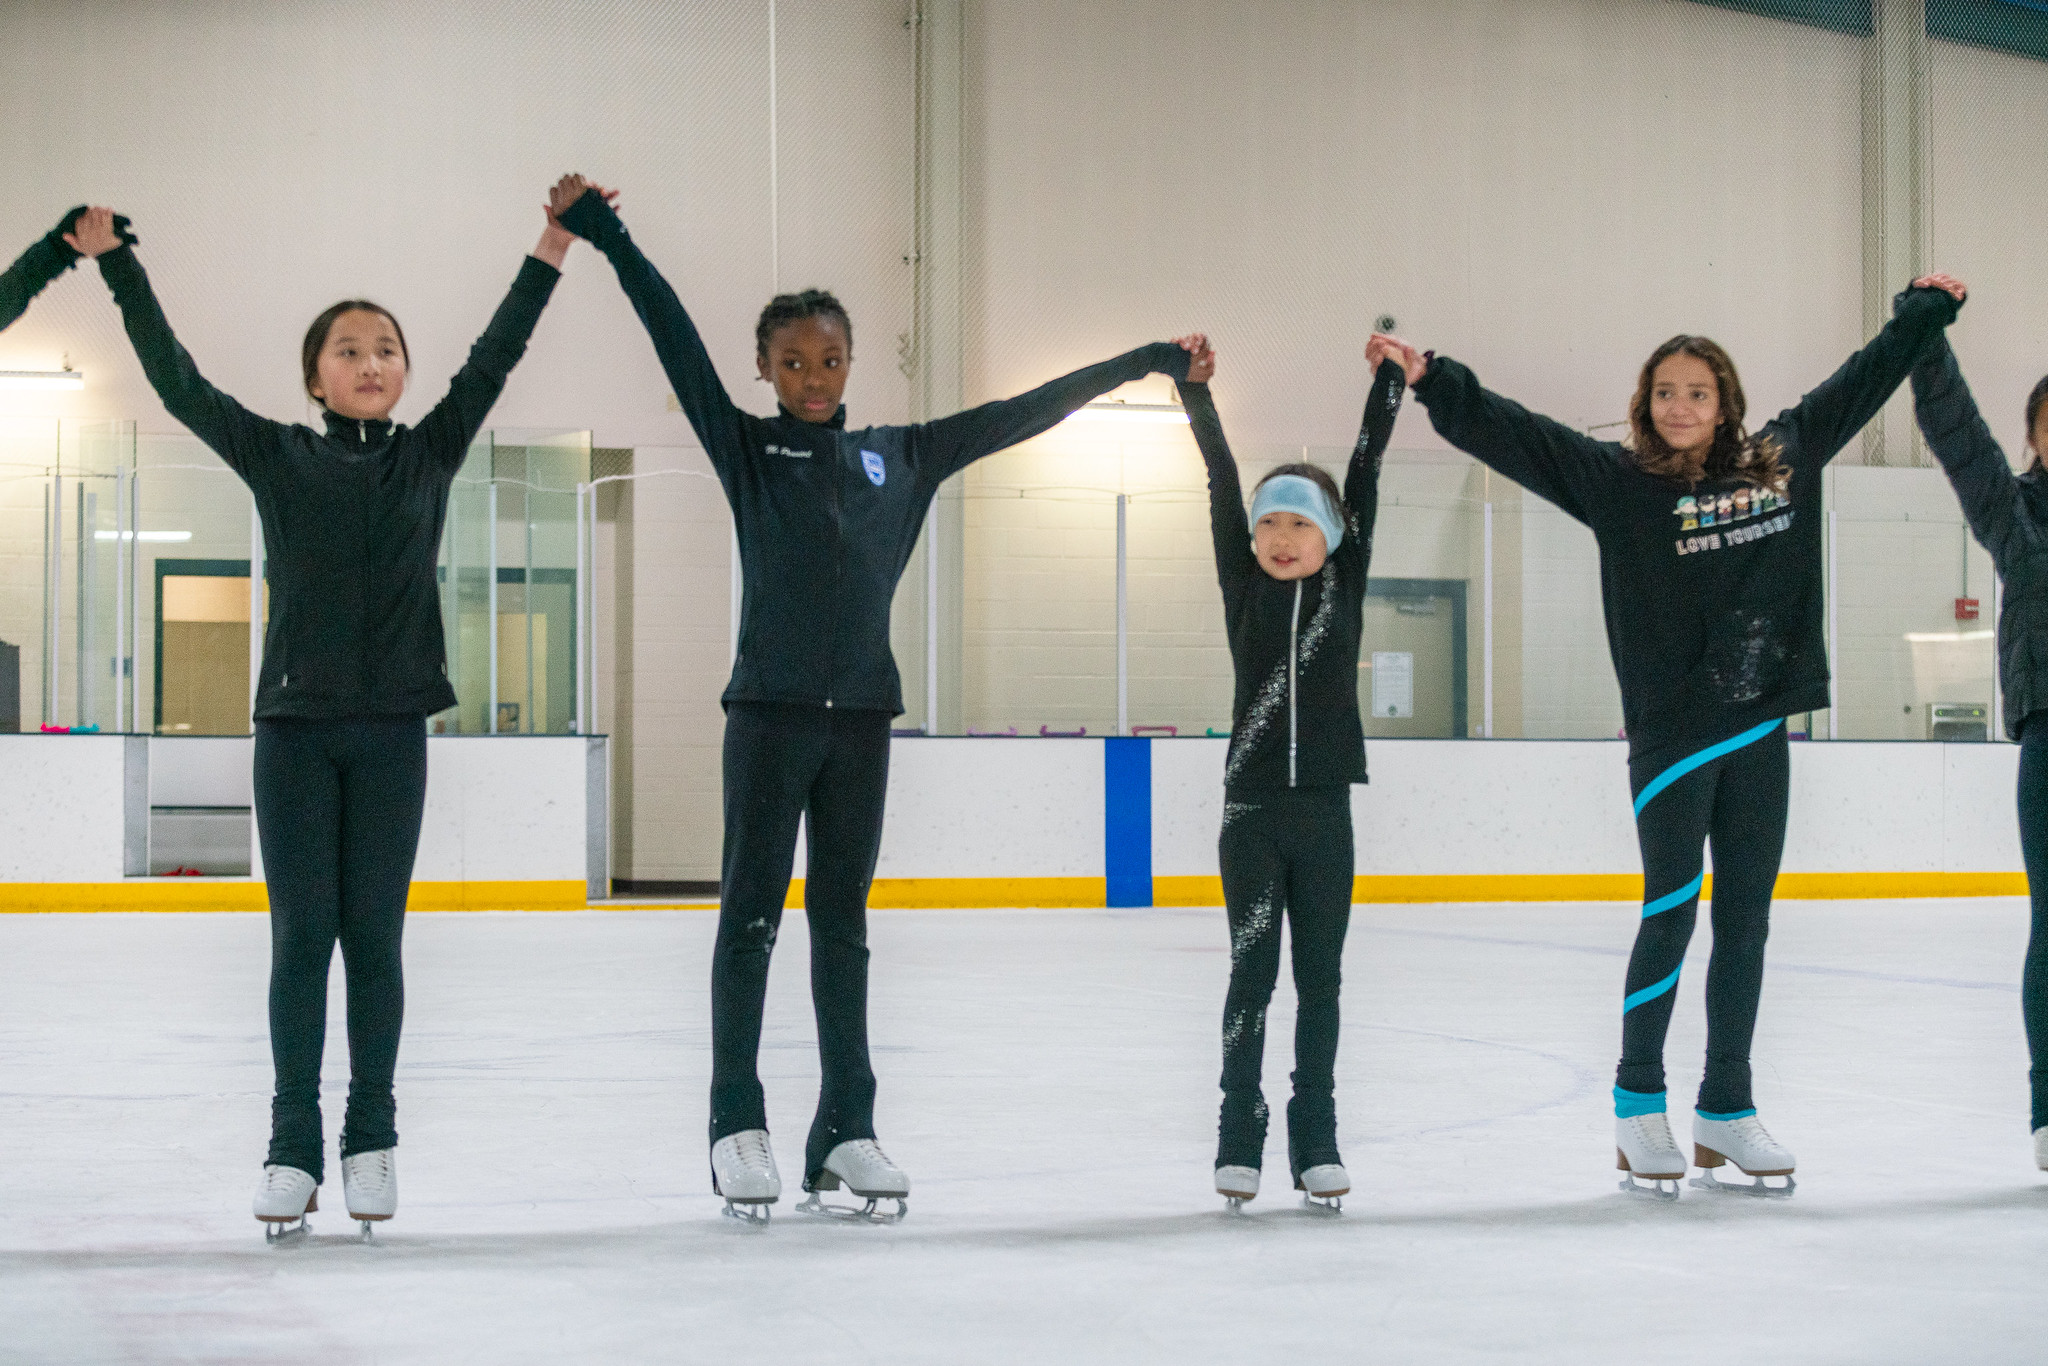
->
[154, 558, 255, 735]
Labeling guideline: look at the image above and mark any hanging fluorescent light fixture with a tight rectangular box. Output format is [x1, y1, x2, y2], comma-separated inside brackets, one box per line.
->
[1068, 399, 1188, 425]
[0, 369, 84, 391]
[95, 529, 192, 542]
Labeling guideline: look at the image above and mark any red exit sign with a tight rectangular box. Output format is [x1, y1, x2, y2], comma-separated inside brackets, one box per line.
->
[1956, 597, 1980, 621]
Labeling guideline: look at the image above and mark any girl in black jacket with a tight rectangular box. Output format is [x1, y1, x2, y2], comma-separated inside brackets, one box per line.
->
[1909, 337, 2048, 1171]
[1371, 273, 1966, 1198]
[67, 203, 571, 1238]
[548, 174, 1197, 1222]
[1184, 337, 1404, 1211]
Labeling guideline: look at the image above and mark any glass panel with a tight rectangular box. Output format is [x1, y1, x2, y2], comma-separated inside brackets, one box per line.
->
[0, 416, 58, 733]
[437, 429, 591, 736]
[1827, 465, 1997, 740]
[135, 433, 256, 736]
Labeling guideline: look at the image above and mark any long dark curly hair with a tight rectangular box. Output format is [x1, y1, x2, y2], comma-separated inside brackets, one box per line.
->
[1626, 334, 1787, 494]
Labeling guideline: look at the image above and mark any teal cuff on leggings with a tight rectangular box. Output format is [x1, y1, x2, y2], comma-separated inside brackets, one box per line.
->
[1696, 1107, 1757, 1121]
[1613, 1087, 1666, 1118]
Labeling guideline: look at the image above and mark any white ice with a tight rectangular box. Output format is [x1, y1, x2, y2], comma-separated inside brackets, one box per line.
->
[3, 900, 2044, 1364]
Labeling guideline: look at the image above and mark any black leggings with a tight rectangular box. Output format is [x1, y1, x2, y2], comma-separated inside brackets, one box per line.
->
[2015, 712, 2048, 1131]
[253, 716, 428, 1181]
[710, 702, 890, 1179]
[1215, 788, 1354, 1175]
[1618, 719, 1789, 1117]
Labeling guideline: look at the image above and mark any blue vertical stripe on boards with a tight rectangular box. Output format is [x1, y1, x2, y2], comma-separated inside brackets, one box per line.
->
[1104, 737, 1153, 907]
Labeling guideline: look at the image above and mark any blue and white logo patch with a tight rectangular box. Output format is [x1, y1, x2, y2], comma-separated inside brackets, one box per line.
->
[860, 449, 887, 487]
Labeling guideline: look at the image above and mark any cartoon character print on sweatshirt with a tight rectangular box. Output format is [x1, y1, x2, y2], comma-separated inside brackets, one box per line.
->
[1672, 482, 1792, 559]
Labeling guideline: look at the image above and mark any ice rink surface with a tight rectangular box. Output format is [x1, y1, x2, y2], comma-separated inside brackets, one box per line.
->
[3, 899, 2044, 1365]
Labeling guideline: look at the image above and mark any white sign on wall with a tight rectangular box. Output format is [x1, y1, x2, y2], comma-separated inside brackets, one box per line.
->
[1372, 651, 1414, 719]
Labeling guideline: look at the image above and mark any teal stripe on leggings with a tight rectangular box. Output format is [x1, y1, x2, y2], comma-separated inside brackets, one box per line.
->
[1623, 965, 1683, 1014]
[1632, 718, 1784, 817]
[1642, 870, 1704, 919]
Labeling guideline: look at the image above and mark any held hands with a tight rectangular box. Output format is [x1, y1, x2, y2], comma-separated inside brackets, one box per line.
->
[1175, 332, 1215, 384]
[62, 206, 124, 259]
[535, 174, 619, 268]
[1366, 332, 1428, 386]
[1913, 272, 1967, 302]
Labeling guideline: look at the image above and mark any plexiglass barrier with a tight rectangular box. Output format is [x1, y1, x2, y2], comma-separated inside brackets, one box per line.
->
[0, 418, 590, 737]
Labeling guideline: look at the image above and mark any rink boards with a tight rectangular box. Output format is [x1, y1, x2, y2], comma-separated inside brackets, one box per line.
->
[0, 733, 2024, 910]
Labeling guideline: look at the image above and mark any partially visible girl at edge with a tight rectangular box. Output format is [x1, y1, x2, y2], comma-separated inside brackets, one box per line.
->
[1182, 335, 1406, 1211]
[67, 199, 575, 1237]
[1909, 332, 2048, 1171]
[1369, 271, 1966, 1198]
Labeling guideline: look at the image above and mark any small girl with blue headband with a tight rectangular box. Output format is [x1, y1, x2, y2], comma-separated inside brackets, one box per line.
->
[1178, 336, 1406, 1212]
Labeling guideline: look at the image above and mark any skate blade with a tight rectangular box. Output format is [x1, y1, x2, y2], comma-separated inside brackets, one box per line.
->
[721, 1199, 774, 1224]
[1617, 1174, 1682, 1201]
[1222, 1196, 1251, 1214]
[797, 1192, 907, 1224]
[1690, 1169, 1796, 1198]
[262, 1217, 311, 1244]
[1299, 1194, 1343, 1215]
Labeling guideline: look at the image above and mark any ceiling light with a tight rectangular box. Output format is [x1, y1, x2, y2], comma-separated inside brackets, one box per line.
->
[0, 369, 84, 391]
[95, 530, 192, 542]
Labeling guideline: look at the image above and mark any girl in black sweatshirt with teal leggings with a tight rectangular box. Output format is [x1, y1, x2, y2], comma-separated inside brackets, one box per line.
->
[68, 203, 570, 1236]
[1372, 274, 1965, 1198]
[1183, 339, 1405, 1211]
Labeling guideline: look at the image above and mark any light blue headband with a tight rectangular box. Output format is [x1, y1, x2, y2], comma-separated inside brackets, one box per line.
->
[1248, 475, 1343, 554]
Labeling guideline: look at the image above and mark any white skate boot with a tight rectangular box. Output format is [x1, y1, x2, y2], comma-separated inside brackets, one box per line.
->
[1616, 1113, 1686, 1200]
[1295, 1163, 1349, 1214]
[2034, 1127, 2048, 1172]
[1691, 1113, 1795, 1196]
[1215, 1164, 1260, 1212]
[711, 1129, 782, 1223]
[340, 1149, 397, 1239]
[253, 1165, 318, 1241]
[800, 1139, 909, 1223]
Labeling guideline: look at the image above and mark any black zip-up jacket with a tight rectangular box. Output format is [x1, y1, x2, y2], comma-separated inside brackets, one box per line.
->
[1191, 360, 1405, 794]
[98, 244, 560, 720]
[1910, 338, 2048, 739]
[558, 189, 1192, 716]
[1415, 284, 1961, 769]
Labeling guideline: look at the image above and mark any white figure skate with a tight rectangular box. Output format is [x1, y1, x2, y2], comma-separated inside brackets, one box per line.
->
[2034, 1127, 2048, 1172]
[253, 1164, 318, 1242]
[799, 1139, 908, 1223]
[1215, 1164, 1260, 1212]
[1295, 1163, 1349, 1214]
[1691, 1113, 1795, 1197]
[1616, 1113, 1686, 1201]
[340, 1148, 397, 1240]
[712, 1129, 782, 1223]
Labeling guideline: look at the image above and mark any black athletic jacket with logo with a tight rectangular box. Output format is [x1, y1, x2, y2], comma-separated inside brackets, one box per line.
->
[560, 189, 1192, 716]
[1415, 284, 1961, 769]
[1911, 338, 2048, 739]
[98, 244, 559, 720]
[1189, 360, 1404, 794]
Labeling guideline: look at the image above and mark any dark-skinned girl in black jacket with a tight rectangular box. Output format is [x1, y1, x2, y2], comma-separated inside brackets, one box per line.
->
[1184, 336, 1405, 1212]
[547, 173, 1197, 1221]
[68, 202, 573, 1238]
[1910, 335, 2048, 1171]
[1371, 271, 1967, 1198]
